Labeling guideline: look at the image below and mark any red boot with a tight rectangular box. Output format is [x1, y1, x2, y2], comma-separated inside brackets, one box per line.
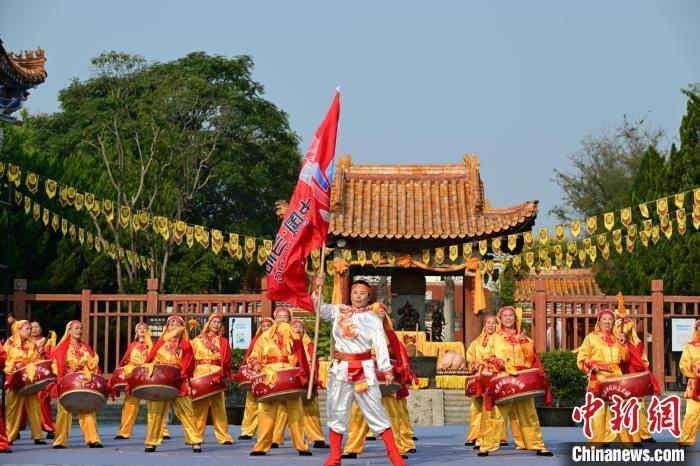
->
[381, 428, 406, 466]
[323, 430, 343, 466]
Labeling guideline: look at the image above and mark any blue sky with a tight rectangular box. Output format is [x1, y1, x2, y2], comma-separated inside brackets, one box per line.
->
[2, 1, 698, 229]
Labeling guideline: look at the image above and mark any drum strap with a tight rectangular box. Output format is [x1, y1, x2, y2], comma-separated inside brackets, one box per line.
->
[332, 351, 372, 361]
[197, 359, 221, 366]
[263, 356, 290, 364]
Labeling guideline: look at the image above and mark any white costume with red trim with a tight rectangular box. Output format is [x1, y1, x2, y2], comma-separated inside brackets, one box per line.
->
[317, 300, 393, 435]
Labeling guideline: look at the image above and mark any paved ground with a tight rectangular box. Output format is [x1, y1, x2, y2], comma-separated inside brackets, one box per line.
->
[4, 424, 699, 465]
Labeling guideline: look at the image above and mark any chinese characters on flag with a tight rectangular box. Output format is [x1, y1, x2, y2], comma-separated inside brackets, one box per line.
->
[573, 393, 681, 439]
[265, 91, 340, 311]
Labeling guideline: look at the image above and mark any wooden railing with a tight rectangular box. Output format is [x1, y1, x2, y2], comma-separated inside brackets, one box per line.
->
[531, 279, 700, 391]
[8, 278, 272, 374]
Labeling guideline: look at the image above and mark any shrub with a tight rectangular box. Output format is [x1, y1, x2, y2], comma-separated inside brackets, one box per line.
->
[538, 350, 588, 407]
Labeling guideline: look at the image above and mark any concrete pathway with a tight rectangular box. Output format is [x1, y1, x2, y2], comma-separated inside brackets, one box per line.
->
[4, 424, 698, 465]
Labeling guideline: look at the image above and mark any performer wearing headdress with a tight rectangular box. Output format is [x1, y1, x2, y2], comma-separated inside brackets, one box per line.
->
[113, 322, 153, 440]
[314, 276, 406, 466]
[272, 317, 330, 449]
[292, 318, 329, 448]
[342, 302, 411, 459]
[478, 306, 552, 456]
[0, 340, 13, 453]
[191, 314, 233, 445]
[465, 314, 522, 449]
[143, 315, 203, 453]
[576, 308, 633, 444]
[615, 309, 660, 444]
[248, 309, 312, 456]
[3, 320, 47, 444]
[270, 307, 293, 448]
[679, 319, 700, 447]
[25, 321, 56, 438]
[51, 320, 102, 448]
[238, 317, 274, 440]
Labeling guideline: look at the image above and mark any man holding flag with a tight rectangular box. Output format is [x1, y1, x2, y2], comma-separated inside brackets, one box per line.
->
[265, 90, 406, 466]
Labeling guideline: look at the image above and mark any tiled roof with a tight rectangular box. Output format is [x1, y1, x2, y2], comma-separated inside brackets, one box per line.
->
[514, 268, 602, 302]
[328, 154, 538, 242]
[0, 38, 47, 90]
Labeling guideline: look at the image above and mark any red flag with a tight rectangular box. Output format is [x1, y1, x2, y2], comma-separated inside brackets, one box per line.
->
[265, 90, 340, 310]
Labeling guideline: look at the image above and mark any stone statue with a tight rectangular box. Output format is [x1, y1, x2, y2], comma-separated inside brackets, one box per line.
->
[428, 301, 445, 342]
[396, 300, 420, 331]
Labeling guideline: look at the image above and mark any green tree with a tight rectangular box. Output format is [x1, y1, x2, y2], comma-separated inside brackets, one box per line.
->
[597, 85, 700, 295]
[2, 51, 301, 296]
[550, 117, 664, 222]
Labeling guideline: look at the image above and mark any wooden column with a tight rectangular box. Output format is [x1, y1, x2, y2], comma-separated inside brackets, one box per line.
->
[651, 279, 665, 393]
[533, 279, 547, 352]
[463, 274, 482, 346]
[260, 276, 272, 319]
[12, 278, 27, 320]
[81, 289, 91, 345]
[146, 278, 159, 314]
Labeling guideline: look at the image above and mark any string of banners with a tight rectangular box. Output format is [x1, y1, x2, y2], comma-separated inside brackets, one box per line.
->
[14, 189, 154, 272]
[311, 187, 700, 276]
[0, 160, 274, 265]
[3, 160, 700, 274]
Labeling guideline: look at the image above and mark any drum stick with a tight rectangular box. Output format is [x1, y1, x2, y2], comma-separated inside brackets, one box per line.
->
[307, 245, 327, 400]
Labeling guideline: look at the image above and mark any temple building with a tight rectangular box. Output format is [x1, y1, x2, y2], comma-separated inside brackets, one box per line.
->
[326, 153, 538, 345]
[0, 36, 47, 128]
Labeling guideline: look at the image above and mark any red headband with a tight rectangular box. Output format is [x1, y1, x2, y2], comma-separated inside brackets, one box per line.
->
[260, 317, 274, 325]
[351, 282, 371, 293]
[498, 306, 515, 317]
[290, 318, 303, 326]
[484, 315, 498, 324]
[274, 307, 291, 317]
[597, 309, 615, 321]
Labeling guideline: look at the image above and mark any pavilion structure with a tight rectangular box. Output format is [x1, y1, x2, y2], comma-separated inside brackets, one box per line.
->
[326, 153, 538, 346]
[0, 36, 47, 126]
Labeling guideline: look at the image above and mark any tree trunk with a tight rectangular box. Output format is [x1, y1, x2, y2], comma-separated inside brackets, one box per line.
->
[444, 276, 455, 342]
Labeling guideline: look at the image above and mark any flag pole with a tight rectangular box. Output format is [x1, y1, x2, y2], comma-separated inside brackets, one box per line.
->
[307, 244, 327, 400]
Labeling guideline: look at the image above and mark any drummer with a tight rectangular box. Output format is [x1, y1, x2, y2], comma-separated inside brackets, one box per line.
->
[616, 313, 660, 444]
[270, 307, 293, 448]
[679, 319, 700, 447]
[27, 320, 56, 439]
[342, 303, 411, 459]
[238, 317, 274, 440]
[292, 318, 329, 448]
[395, 337, 418, 454]
[143, 315, 203, 453]
[114, 322, 153, 440]
[248, 310, 312, 456]
[3, 320, 47, 445]
[1, 340, 12, 453]
[576, 308, 633, 444]
[191, 314, 233, 445]
[51, 320, 102, 448]
[478, 306, 552, 457]
[465, 314, 522, 449]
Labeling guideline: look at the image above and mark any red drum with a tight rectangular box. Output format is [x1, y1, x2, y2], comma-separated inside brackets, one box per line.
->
[129, 364, 181, 401]
[599, 371, 654, 405]
[190, 371, 227, 401]
[110, 367, 128, 392]
[488, 368, 547, 405]
[11, 360, 57, 396]
[236, 364, 255, 391]
[376, 359, 402, 396]
[58, 372, 109, 413]
[251, 367, 307, 402]
[465, 371, 493, 398]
